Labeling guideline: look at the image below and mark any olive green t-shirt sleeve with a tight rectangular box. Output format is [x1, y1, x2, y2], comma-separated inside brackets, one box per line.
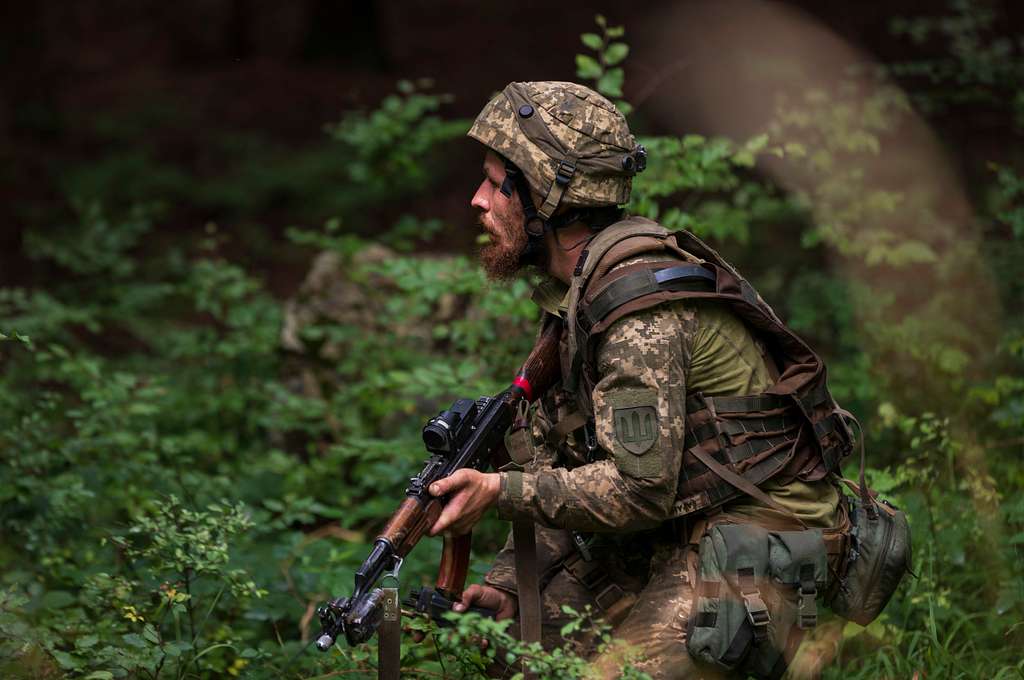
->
[497, 303, 697, 531]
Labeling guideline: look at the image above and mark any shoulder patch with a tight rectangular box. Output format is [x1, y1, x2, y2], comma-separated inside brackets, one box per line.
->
[615, 405, 658, 454]
[609, 388, 659, 455]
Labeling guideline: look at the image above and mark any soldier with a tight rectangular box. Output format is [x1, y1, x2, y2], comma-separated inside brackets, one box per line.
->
[424, 81, 854, 679]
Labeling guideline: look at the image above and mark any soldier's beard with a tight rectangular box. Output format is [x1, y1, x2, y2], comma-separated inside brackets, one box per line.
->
[477, 214, 531, 281]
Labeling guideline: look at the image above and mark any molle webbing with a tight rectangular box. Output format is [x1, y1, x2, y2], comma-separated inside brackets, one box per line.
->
[675, 392, 806, 515]
[563, 219, 853, 515]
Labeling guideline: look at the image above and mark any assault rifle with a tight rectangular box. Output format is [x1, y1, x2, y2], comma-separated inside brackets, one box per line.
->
[315, 319, 561, 651]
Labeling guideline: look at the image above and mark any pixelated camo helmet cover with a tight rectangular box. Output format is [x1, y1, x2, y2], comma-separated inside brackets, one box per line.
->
[467, 81, 646, 220]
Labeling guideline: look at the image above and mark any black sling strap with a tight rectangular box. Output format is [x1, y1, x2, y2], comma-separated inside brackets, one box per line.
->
[579, 263, 716, 332]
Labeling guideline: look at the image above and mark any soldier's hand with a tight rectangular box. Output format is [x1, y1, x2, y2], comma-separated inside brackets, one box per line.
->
[406, 585, 515, 645]
[428, 469, 501, 537]
[455, 584, 518, 621]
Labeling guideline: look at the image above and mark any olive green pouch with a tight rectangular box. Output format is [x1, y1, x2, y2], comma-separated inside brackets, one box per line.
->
[829, 485, 912, 625]
[827, 410, 913, 626]
[503, 426, 536, 468]
[687, 523, 828, 679]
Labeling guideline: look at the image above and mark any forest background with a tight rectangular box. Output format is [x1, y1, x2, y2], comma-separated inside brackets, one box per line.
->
[1, 1, 1022, 678]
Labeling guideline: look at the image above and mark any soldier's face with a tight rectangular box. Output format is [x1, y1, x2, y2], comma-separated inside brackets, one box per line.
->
[471, 151, 529, 280]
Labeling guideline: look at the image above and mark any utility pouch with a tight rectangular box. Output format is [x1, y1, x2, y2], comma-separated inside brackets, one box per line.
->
[504, 427, 536, 468]
[686, 523, 828, 679]
[502, 401, 536, 470]
[829, 488, 912, 625]
[827, 410, 913, 626]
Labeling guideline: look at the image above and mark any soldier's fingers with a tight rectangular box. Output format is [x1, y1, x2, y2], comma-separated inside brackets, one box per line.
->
[429, 494, 467, 536]
[454, 584, 485, 611]
[460, 585, 501, 611]
[429, 469, 468, 497]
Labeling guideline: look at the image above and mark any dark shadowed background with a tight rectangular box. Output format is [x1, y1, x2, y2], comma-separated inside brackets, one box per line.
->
[3, 0, 1021, 288]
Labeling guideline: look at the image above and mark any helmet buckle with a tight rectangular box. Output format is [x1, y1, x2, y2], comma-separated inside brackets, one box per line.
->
[635, 145, 648, 173]
[555, 159, 577, 187]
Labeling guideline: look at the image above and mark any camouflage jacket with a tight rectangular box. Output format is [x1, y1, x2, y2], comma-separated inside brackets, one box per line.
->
[485, 250, 839, 594]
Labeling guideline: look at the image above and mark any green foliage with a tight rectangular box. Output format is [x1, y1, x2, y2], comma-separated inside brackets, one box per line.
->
[57, 81, 467, 230]
[2, 6, 1023, 679]
[576, 16, 633, 115]
[990, 163, 1024, 238]
[889, 0, 1024, 121]
[326, 79, 468, 200]
[628, 132, 798, 244]
[428, 606, 651, 679]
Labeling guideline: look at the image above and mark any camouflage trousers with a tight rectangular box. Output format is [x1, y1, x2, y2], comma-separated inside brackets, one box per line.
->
[499, 541, 728, 680]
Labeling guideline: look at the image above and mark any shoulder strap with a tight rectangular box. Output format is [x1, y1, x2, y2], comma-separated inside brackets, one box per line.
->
[565, 217, 671, 391]
[579, 263, 716, 334]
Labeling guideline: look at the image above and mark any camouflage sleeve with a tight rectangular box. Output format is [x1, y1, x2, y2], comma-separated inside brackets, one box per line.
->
[484, 394, 574, 593]
[496, 304, 695, 532]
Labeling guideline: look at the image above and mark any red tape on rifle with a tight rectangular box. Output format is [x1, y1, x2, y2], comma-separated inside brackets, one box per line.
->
[513, 375, 533, 402]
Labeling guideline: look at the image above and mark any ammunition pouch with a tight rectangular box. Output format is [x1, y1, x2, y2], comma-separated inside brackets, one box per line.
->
[686, 522, 829, 679]
[503, 426, 537, 469]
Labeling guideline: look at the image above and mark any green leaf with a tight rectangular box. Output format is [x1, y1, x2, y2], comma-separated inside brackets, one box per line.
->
[41, 590, 75, 609]
[581, 33, 603, 50]
[84, 673, 115, 680]
[595, 14, 606, 27]
[575, 55, 603, 79]
[51, 650, 83, 669]
[76, 634, 100, 649]
[122, 633, 146, 648]
[732, 150, 755, 168]
[603, 43, 629, 66]
[596, 68, 624, 97]
[143, 623, 160, 644]
[165, 641, 190, 657]
[783, 142, 807, 157]
[606, 25, 625, 38]
[744, 133, 769, 153]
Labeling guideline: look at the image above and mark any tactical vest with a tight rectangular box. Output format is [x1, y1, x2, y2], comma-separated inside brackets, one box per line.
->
[561, 217, 854, 517]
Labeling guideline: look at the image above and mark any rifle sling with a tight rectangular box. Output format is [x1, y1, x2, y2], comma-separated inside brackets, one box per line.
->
[687, 442, 808, 529]
[377, 587, 401, 680]
[513, 519, 542, 680]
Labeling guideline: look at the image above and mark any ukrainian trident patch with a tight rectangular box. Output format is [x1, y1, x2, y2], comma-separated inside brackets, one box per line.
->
[614, 405, 658, 454]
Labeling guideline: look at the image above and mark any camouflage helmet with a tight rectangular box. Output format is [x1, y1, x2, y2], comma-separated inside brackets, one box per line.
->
[468, 81, 646, 221]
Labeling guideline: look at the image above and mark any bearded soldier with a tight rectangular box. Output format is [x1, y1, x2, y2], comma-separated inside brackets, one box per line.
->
[424, 81, 856, 679]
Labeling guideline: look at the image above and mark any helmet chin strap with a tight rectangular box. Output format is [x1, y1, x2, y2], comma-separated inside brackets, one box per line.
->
[500, 159, 548, 266]
[501, 160, 601, 265]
